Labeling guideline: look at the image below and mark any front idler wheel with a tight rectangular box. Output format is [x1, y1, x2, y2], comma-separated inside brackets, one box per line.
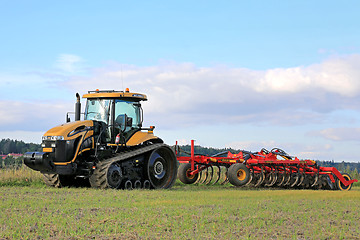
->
[147, 146, 178, 189]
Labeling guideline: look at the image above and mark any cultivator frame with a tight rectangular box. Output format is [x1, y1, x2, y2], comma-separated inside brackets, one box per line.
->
[176, 140, 358, 191]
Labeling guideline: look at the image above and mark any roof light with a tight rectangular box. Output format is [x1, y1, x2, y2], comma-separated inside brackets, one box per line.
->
[125, 88, 129, 92]
[96, 89, 99, 92]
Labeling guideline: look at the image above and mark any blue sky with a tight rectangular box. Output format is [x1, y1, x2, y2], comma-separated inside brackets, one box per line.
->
[1, 1, 360, 162]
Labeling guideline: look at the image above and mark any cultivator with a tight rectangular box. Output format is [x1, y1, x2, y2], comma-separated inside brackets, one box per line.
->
[176, 140, 358, 191]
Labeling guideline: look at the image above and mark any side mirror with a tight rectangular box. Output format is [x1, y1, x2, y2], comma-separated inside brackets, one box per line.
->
[115, 114, 133, 132]
[66, 113, 71, 123]
[126, 117, 133, 127]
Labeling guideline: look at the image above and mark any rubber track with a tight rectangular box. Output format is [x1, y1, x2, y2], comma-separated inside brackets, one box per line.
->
[42, 173, 61, 188]
[89, 143, 167, 189]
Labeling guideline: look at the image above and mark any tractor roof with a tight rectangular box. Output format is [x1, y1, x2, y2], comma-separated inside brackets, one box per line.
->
[82, 89, 147, 101]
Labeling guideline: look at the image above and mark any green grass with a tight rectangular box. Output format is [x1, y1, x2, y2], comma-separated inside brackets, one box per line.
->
[0, 166, 44, 187]
[0, 183, 359, 239]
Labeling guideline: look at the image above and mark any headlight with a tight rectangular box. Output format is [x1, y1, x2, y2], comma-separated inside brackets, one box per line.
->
[51, 136, 64, 141]
[42, 136, 64, 141]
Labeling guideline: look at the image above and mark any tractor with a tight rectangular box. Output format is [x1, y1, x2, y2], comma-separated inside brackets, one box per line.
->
[24, 89, 178, 189]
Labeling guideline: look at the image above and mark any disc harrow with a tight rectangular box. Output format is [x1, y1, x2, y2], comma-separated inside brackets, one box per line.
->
[176, 140, 358, 191]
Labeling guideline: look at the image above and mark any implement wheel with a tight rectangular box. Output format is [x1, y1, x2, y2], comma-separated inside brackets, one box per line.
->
[228, 163, 251, 187]
[178, 163, 199, 184]
[335, 173, 353, 191]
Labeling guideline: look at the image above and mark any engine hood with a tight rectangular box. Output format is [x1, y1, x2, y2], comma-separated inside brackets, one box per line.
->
[43, 120, 94, 141]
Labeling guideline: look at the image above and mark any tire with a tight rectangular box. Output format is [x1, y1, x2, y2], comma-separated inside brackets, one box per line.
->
[89, 162, 123, 189]
[42, 173, 61, 188]
[146, 146, 178, 189]
[228, 163, 251, 187]
[335, 173, 353, 191]
[178, 163, 199, 184]
[42, 173, 90, 188]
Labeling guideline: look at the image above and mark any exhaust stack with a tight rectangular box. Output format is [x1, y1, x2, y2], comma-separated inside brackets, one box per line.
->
[75, 93, 81, 121]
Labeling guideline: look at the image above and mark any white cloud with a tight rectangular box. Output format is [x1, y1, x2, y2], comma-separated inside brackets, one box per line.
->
[55, 54, 83, 73]
[256, 54, 360, 96]
[58, 54, 360, 128]
[2, 54, 360, 149]
[311, 128, 360, 141]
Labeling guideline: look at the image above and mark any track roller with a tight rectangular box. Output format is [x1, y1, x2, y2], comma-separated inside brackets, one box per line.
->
[134, 180, 142, 189]
[124, 180, 133, 190]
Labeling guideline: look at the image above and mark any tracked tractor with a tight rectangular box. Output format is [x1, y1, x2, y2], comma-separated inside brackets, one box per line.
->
[24, 89, 178, 189]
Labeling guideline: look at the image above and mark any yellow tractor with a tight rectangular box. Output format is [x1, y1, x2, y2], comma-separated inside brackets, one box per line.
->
[24, 89, 178, 189]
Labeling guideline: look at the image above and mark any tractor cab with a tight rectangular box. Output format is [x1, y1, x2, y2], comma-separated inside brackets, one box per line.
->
[82, 89, 147, 142]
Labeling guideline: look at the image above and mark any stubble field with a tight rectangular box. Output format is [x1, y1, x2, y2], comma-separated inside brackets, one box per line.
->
[0, 181, 359, 240]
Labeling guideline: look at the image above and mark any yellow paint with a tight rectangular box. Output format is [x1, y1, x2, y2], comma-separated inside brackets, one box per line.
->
[43, 148, 53, 153]
[125, 131, 159, 146]
[43, 120, 94, 141]
[83, 91, 147, 101]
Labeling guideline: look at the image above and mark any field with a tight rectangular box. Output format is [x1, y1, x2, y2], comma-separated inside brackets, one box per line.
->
[0, 168, 360, 239]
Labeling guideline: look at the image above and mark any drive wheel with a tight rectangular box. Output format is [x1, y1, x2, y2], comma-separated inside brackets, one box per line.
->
[228, 163, 251, 187]
[42, 173, 61, 188]
[335, 173, 353, 191]
[90, 162, 123, 189]
[42, 173, 89, 188]
[147, 146, 178, 189]
[178, 163, 198, 184]
[107, 163, 123, 189]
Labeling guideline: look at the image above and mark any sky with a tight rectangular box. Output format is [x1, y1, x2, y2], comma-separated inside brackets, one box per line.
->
[1, 1, 360, 162]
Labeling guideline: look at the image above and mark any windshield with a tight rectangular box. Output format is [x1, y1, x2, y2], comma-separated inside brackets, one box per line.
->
[85, 99, 111, 124]
[114, 100, 142, 128]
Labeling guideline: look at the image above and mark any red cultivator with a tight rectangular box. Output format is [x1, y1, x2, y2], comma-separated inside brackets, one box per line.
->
[176, 140, 358, 191]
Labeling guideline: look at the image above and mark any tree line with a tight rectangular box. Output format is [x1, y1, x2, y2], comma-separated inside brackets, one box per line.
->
[0, 139, 41, 155]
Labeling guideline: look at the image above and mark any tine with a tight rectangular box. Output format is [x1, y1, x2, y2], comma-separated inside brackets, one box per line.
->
[284, 173, 292, 186]
[268, 173, 278, 187]
[194, 168, 202, 184]
[220, 167, 229, 185]
[257, 172, 265, 186]
[244, 169, 253, 186]
[205, 165, 214, 185]
[276, 173, 285, 187]
[264, 172, 273, 187]
[311, 174, 319, 187]
[213, 165, 221, 185]
[254, 172, 264, 187]
[200, 167, 209, 184]
[297, 174, 305, 187]
[290, 173, 299, 187]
